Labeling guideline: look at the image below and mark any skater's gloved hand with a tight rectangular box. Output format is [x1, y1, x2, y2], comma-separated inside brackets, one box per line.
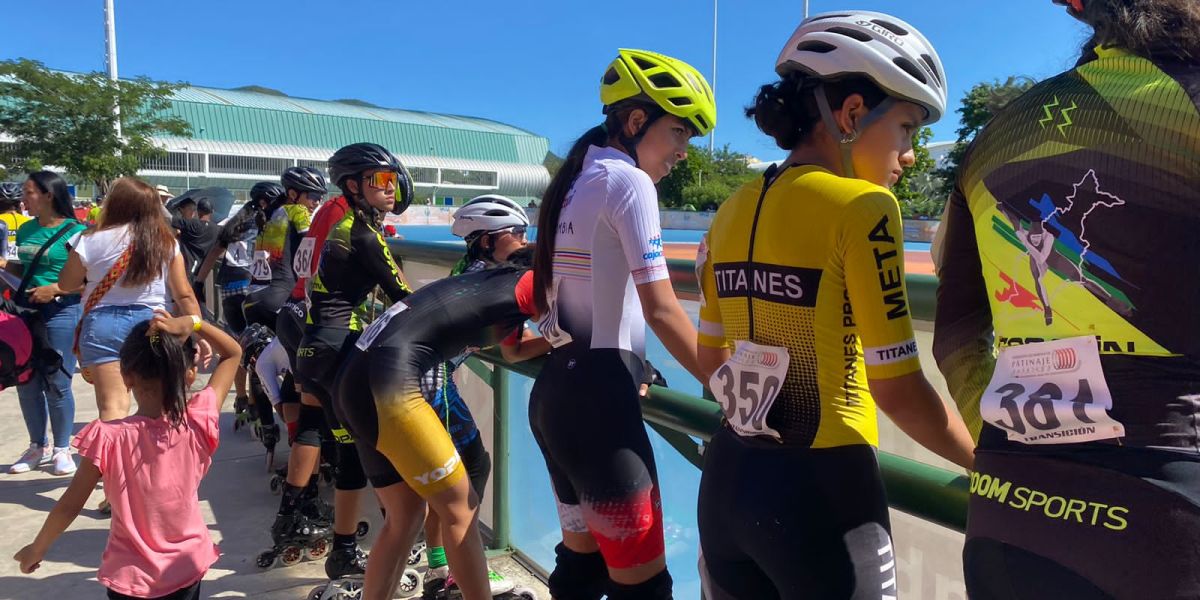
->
[639, 359, 668, 397]
[13, 543, 44, 574]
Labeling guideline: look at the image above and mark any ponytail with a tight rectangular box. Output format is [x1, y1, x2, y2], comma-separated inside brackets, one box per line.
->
[119, 320, 196, 428]
[533, 124, 610, 314]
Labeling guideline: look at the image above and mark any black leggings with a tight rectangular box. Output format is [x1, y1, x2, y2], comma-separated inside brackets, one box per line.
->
[296, 326, 368, 491]
[529, 345, 667, 571]
[698, 428, 895, 600]
[242, 286, 288, 331]
[107, 580, 200, 600]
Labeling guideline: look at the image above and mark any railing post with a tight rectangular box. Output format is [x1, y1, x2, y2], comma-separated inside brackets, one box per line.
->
[492, 365, 511, 551]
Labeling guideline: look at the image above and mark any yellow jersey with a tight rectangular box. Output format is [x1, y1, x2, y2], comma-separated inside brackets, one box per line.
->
[698, 165, 922, 448]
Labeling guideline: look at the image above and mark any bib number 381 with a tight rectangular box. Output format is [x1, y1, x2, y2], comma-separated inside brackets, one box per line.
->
[982, 336, 1125, 445]
[709, 340, 788, 441]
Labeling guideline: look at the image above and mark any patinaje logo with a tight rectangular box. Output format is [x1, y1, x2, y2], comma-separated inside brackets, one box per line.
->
[730, 348, 780, 369]
[1010, 347, 1079, 378]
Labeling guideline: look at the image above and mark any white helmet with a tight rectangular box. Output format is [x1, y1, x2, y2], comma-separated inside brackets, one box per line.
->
[775, 11, 947, 125]
[451, 195, 530, 240]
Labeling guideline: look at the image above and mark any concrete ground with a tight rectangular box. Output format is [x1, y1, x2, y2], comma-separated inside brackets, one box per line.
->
[0, 376, 548, 600]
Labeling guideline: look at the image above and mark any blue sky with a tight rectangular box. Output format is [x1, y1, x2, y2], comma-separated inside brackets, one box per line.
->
[1, 1, 1090, 161]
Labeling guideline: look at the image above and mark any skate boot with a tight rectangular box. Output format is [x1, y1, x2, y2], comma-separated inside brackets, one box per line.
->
[436, 570, 534, 599]
[256, 512, 332, 569]
[324, 544, 368, 580]
[261, 422, 280, 471]
[297, 495, 370, 538]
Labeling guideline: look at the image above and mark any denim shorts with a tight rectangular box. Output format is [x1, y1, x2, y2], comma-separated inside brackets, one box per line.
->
[77, 304, 157, 367]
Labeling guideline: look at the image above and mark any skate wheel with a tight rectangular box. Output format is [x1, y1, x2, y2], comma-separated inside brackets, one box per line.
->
[305, 537, 331, 561]
[255, 550, 276, 569]
[511, 587, 539, 600]
[356, 521, 369, 538]
[270, 476, 283, 495]
[397, 568, 422, 596]
[407, 539, 426, 565]
[280, 545, 304, 566]
[306, 586, 325, 600]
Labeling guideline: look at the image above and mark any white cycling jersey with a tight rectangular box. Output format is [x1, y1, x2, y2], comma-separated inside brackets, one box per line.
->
[544, 145, 669, 358]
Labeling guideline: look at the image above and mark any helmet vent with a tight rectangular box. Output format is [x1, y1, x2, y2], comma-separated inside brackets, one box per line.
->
[603, 68, 621, 85]
[695, 115, 710, 131]
[795, 40, 837, 54]
[870, 19, 909, 36]
[633, 56, 657, 70]
[648, 72, 681, 89]
[825, 26, 872, 42]
[808, 13, 850, 22]
[920, 54, 944, 86]
[893, 57, 928, 85]
[670, 96, 694, 106]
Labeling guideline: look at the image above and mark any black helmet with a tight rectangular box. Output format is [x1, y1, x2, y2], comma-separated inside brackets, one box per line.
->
[238, 323, 274, 369]
[280, 166, 328, 195]
[327, 142, 414, 215]
[0, 181, 21, 202]
[249, 181, 286, 204]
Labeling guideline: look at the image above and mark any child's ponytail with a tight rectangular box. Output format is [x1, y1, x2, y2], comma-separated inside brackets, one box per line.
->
[119, 320, 197, 427]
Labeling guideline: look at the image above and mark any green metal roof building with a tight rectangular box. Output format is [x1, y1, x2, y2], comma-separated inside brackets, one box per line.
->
[6, 82, 552, 205]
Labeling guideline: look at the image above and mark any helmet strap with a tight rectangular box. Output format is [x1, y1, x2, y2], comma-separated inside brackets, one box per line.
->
[814, 84, 895, 179]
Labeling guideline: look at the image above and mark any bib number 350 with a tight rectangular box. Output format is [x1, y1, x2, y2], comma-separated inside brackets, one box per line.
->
[709, 340, 788, 441]
[982, 335, 1125, 445]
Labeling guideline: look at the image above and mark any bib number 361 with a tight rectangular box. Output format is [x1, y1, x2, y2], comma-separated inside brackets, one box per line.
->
[709, 340, 788, 441]
[982, 335, 1125, 445]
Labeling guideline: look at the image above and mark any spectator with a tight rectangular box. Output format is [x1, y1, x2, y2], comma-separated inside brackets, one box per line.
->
[5, 171, 87, 476]
[29, 177, 201, 421]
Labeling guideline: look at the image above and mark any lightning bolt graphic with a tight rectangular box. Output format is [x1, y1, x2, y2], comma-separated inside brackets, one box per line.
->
[1039, 96, 1061, 129]
[1057, 101, 1078, 138]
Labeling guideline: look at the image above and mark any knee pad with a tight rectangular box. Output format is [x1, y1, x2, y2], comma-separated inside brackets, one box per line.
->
[606, 569, 673, 600]
[292, 404, 324, 448]
[548, 543, 608, 600]
[333, 435, 367, 491]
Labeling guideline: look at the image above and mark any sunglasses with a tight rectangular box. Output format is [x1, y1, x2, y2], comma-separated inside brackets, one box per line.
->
[498, 226, 527, 238]
[365, 171, 399, 190]
[305, 191, 325, 202]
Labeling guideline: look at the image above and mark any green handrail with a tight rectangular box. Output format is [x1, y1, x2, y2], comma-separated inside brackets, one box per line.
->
[391, 238, 968, 533]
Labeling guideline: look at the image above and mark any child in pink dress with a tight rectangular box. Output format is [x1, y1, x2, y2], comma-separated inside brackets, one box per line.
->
[14, 311, 241, 599]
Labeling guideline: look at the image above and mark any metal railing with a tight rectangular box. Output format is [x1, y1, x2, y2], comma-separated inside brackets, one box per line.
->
[387, 239, 970, 550]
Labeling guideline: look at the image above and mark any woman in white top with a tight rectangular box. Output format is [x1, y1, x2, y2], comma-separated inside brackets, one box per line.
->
[30, 177, 200, 421]
[528, 49, 715, 600]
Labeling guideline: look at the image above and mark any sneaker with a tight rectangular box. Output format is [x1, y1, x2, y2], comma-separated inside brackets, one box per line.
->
[487, 569, 516, 595]
[8, 444, 49, 474]
[50, 447, 76, 476]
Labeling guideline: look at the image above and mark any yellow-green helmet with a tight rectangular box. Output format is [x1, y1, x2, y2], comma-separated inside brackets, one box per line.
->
[600, 49, 717, 137]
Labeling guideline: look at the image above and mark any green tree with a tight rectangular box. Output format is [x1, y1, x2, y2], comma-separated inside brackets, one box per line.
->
[658, 143, 756, 209]
[936, 76, 1036, 198]
[543, 151, 563, 179]
[0, 59, 190, 192]
[894, 127, 943, 218]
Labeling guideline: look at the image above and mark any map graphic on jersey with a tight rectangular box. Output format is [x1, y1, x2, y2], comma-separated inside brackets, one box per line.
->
[993, 169, 1135, 325]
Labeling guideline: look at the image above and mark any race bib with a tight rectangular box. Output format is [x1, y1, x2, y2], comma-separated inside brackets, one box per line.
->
[250, 250, 272, 281]
[982, 336, 1125, 445]
[225, 241, 252, 268]
[709, 340, 788, 441]
[356, 301, 408, 350]
[4, 236, 17, 261]
[293, 237, 316, 278]
[536, 277, 574, 348]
